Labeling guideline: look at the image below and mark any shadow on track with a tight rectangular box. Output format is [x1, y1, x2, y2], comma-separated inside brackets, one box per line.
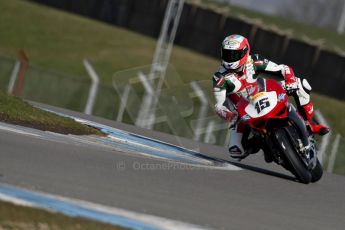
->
[191, 152, 296, 182]
[230, 161, 296, 182]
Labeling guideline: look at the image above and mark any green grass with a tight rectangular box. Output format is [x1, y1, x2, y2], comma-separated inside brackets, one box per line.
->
[195, 0, 345, 52]
[0, 90, 102, 135]
[0, 0, 343, 82]
[0, 0, 218, 83]
[311, 94, 345, 175]
[0, 200, 128, 230]
[312, 94, 345, 137]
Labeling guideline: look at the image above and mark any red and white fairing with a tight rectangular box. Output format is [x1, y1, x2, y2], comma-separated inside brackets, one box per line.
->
[237, 79, 289, 131]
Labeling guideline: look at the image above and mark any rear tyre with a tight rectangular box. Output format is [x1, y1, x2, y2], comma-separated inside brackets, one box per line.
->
[275, 129, 312, 184]
[311, 159, 323, 183]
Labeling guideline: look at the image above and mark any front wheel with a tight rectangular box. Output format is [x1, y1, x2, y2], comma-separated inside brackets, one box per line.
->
[311, 159, 323, 182]
[274, 129, 312, 184]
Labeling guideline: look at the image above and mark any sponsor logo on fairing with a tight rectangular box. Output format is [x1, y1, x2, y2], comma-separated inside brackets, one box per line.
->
[246, 85, 257, 96]
[241, 114, 251, 121]
[278, 93, 286, 102]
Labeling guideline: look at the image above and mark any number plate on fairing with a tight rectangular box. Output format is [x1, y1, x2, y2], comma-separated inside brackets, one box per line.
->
[245, 91, 277, 118]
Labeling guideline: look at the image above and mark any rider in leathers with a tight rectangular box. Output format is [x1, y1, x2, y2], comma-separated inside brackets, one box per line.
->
[213, 34, 329, 159]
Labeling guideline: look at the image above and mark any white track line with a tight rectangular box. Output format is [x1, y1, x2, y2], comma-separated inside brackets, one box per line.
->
[0, 193, 36, 207]
[0, 124, 41, 137]
[0, 184, 210, 230]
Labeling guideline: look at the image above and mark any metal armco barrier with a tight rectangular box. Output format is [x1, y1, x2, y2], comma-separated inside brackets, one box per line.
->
[221, 17, 254, 43]
[281, 38, 319, 77]
[311, 50, 345, 100]
[176, 5, 225, 57]
[127, 0, 167, 37]
[250, 28, 287, 61]
[28, 0, 345, 100]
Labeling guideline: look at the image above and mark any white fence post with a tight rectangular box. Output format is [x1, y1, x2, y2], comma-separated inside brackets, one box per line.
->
[204, 121, 215, 144]
[8, 61, 20, 94]
[327, 134, 341, 173]
[190, 81, 208, 141]
[314, 110, 331, 165]
[337, 0, 345, 34]
[115, 85, 131, 122]
[135, 72, 155, 128]
[83, 59, 100, 115]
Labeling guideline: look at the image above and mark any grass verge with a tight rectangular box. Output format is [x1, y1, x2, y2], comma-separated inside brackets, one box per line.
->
[0, 90, 102, 135]
[0, 200, 128, 230]
[0, 0, 218, 83]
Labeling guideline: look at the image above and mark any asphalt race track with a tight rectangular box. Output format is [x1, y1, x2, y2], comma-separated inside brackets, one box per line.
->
[0, 102, 344, 230]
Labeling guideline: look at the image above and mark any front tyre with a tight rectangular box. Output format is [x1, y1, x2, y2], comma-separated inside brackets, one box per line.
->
[311, 159, 323, 182]
[275, 129, 312, 184]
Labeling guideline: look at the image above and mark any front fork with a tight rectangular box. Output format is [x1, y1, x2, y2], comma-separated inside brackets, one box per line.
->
[287, 104, 310, 149]
[257, 107, 318, 169]
[277, 108, 317, 170]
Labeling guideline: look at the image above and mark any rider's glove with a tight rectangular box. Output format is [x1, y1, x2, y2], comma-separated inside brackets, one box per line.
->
[283, 66, 298, 95]
[215, 105, 238, 125]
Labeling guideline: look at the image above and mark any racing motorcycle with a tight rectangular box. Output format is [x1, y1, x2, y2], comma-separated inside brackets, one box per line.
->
[237, 78, 323, 184]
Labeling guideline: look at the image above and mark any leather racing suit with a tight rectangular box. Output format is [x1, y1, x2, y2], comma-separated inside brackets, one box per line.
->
[212, 54, 328, 159]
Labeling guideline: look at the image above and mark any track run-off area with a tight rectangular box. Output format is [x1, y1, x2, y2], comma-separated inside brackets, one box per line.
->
[0, 103, 344, 230]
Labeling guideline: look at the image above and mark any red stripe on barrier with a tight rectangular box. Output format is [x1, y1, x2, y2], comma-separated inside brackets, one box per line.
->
[13, 50, 29, 97]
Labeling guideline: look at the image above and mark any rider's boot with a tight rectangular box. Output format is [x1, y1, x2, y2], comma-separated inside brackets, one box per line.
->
[228, 122, 248, 160]
[299, 101, 330, 136]
[293, 78, 330, 136]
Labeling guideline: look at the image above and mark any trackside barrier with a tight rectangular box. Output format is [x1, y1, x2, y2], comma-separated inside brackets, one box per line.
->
[220, 17, 254, 41]
[175, 5, 225, 57]
[28, 0, 345, 101]
[83, 59, 100, 115]
[249, 27, 288, 61]
[1, 56, 344, 174]
[0, 57, 16, 92]
[311, 50, 345, 100]
[281, 38, 320, 77]
[20, 64, 90, 112]
[126, 0, 167, 38]
[111, 65, 229, 149]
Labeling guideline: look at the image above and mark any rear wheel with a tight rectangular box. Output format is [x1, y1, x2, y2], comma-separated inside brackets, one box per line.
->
[275, 129, 312, 184]
[311, 159, 323, 182]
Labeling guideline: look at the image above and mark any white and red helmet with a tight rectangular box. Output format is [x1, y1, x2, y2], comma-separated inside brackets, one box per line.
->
[221, 34, 250, 70]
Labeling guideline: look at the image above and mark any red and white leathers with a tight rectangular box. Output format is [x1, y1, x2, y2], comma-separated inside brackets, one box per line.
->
[213, 54, 329, 159]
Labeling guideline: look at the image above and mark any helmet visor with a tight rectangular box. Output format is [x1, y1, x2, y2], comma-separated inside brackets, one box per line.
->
[222, 46, 248, 63]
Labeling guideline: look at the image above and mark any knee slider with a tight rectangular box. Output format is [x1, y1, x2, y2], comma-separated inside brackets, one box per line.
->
[295, 78, 311, 106]
[301, 79, 312, 94]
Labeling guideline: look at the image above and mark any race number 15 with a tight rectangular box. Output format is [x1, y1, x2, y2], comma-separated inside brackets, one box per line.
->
[255, 98, 270, 113]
